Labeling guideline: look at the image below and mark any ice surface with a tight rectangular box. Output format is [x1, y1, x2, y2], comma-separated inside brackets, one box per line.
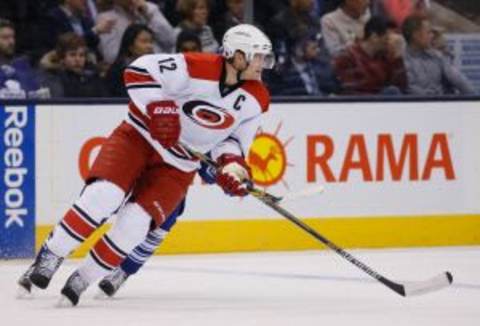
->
[1, 247, 479, 326]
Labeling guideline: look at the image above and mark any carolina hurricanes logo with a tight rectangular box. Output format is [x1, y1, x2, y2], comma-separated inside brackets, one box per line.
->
[183, 101, 235, 130]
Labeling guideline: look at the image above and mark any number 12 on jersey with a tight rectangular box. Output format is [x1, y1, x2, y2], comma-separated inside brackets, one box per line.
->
[158, 57, 177, 73]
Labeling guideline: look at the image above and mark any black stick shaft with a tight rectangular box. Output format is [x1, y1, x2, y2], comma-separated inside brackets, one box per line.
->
[259, 198, 405, 295]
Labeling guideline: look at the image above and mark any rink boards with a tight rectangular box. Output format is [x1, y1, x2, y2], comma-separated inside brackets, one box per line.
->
[1, 100, 480, 258]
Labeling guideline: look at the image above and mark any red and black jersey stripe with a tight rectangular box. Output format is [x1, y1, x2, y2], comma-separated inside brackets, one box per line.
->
[128, 102, 150, 131]
[124, 66, 162, 90]
[90, 234, 127, 271]
[59, 205, 100, 242]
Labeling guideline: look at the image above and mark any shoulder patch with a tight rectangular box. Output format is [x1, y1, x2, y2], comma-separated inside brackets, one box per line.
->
[241, 81, 271, 113]
[184, 53, 223, 81]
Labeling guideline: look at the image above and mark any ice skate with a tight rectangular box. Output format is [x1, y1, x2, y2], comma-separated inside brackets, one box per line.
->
[58, 271, 89, 307]
[16, 265, 35, 299]
[97, 268, 129, 298]
[28, 245, 64, 290]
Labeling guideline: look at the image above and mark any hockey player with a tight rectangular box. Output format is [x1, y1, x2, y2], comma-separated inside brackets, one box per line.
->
[17, 24, 273, 306]
[18, 162, 216, 298]
[18, 201, 183, 296]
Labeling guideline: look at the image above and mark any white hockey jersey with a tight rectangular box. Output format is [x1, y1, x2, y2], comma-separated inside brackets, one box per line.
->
[123, 53, 270, 172]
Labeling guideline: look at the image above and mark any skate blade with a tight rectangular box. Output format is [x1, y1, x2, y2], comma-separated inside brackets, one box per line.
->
[55, 295, 75, 308]
[16, 285, 34, 300]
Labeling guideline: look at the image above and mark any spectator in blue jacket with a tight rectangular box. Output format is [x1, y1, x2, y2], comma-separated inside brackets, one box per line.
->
[0, 19, 49, 99]
[267, 34, 340, 96]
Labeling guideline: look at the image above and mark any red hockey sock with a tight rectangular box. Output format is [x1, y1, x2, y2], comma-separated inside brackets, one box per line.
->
[77, 202, 151, 284]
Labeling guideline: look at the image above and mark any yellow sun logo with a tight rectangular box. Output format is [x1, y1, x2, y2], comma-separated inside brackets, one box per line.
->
[248, 123, 294, 188]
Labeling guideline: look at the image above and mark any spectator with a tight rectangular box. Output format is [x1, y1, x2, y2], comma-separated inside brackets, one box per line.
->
[175, 0, 219, 53]
[402, 15, 476, 95]
[0, 0, 58, 62]
[333, 16, 406, 95]
[0, 19, 49, 99]
[267, 34, 340, 96]
[321, 0, 371, 56]
[104, 24, 154, 97]
[42, 0, 116, 56]
[39, 32, 107, 97]
[98, 0, 175, 64]
[176, 30, 203, 52]
[267, 0, 321, 64]
[213, 0, 245, 42]
[0, 1, 58, 32]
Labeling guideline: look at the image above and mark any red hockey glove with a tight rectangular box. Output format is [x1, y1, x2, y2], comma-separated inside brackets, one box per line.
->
[216, 154, 252, 197]
[146, 101, 180, 149]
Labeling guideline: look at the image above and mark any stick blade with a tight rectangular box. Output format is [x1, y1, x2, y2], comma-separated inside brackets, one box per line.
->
[403, 271, 453, 297]
[281, 185, 325, 202]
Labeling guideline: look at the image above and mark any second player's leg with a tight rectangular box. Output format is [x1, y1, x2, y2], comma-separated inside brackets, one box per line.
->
[98, 200, 185, 297]
[96, 160, 217, 297]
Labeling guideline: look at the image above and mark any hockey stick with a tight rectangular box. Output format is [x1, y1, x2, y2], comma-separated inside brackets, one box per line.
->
[184, 145, 453, 297]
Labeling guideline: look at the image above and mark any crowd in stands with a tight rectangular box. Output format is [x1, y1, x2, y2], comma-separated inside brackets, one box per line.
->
[0, 0, 477, 99]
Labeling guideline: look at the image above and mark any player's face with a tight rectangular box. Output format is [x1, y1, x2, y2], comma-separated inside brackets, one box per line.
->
[0, 27, 15, 57]
[130, 30, 154, 57]
[63, 47, 87, 74]
[237, 53, 265, 81]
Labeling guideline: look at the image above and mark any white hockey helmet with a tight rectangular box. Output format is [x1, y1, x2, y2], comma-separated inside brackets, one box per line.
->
[222, 24, 275, 69]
